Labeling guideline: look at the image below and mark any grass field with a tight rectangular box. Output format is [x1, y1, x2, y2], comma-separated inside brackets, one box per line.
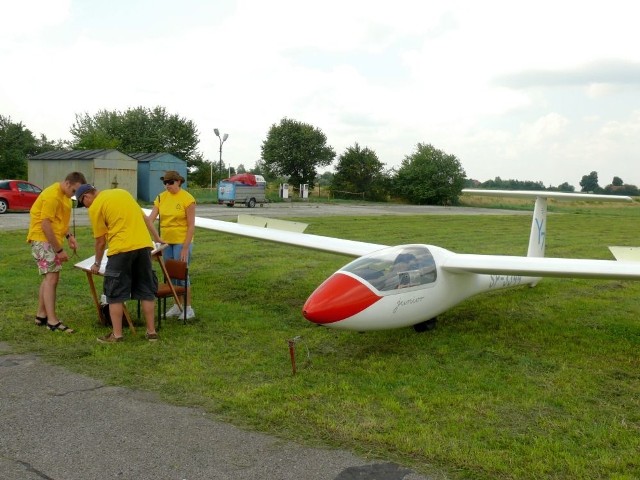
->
[1, 200, 639, 479]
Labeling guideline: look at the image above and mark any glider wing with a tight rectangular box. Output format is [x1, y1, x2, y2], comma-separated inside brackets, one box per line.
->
[182, 213, 387, 257]
[443, 254, 640, 280]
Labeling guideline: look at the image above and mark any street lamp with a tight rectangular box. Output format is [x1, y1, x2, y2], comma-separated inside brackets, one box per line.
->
[214, 128, 229, 184]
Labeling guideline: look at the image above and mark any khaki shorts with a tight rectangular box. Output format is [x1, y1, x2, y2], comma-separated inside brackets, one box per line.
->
[31, 241, 63, 275]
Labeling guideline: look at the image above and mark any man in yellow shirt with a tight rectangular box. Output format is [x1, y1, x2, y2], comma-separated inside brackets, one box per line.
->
[27, 171, 87, 333]
[76, 184, 163, 343]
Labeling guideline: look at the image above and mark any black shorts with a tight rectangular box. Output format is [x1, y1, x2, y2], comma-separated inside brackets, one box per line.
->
[103, 248, 158, 303]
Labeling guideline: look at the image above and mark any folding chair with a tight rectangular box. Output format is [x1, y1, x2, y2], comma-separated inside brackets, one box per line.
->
[155, 255, 189, 328]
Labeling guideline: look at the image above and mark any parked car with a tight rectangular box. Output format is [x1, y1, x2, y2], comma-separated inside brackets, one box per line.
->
[0, 179, 42, 214]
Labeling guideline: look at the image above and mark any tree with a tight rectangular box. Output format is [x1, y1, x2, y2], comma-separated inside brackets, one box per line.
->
[481, 177, 545, 190]
[70, 106, 202, 167]
[317, 171, 333, 187]
[604, 183, 639, 196]
[579, 171, 601, 193]
[260, 118, 335, 188]
[0, 115, 39, 179]
[604, 176, 639, 196]
[185, 157, 215, 188]
[556, 182, 575, 192]
[392, 143, 466, 205]
[331, 143, 389, 201]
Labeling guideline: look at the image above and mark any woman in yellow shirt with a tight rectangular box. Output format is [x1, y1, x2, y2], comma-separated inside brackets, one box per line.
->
[147, 171, 196, 319]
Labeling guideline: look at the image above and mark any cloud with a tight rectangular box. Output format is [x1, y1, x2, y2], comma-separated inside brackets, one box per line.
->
[0, 0, 71, 38]
[495, 59, 640, 90]
[1, 0, 639, 188]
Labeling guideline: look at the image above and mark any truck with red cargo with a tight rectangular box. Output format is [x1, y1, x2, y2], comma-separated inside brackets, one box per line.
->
[217, 173, 267, 208]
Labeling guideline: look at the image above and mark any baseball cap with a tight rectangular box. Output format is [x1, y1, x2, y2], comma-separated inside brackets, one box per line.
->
[75, 184, 95, 207]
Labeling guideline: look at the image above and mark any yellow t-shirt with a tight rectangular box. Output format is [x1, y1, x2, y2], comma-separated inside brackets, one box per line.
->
[88, 189, 153, 256]
[154, 189, 196, 244]
[26, 182, 71, 244]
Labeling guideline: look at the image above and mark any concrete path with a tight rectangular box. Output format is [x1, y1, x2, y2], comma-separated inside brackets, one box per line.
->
[0, 343, 438, 480]
[0, 201, 525, 231]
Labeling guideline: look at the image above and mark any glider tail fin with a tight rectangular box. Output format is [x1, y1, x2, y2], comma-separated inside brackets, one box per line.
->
[527, 196, 547, 258]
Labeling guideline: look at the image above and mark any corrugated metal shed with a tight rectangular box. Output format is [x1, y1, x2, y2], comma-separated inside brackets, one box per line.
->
[29, 149, 139, 198]
[130, 152, 187, 202]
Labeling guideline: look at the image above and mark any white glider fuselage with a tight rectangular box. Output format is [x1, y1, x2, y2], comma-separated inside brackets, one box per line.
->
[301, 244, 538, 331]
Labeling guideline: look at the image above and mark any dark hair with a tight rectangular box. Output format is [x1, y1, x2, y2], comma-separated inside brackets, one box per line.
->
[65, 171, 87, 184]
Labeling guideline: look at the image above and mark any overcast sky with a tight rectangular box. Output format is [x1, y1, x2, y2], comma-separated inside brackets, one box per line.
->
[2, 0, 639, 187]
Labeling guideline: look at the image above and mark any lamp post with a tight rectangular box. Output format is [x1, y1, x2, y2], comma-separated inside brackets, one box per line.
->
[214, 128, 229, 184]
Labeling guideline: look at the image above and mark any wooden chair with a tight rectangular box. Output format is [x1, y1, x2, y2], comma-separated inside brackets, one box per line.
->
[155, 255, 189, 328]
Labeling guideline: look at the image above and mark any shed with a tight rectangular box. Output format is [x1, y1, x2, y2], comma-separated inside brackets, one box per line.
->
[130, 152, 188, 202]
[28, 149, 139, 198]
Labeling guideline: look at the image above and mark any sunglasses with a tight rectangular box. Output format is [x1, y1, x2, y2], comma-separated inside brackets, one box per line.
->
[163, 180, 176, 185]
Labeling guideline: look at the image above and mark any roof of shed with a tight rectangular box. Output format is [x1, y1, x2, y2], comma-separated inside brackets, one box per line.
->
[128, 152, 185, 163]
[29, 149, 124, 160]
[30, 149, 186, 163]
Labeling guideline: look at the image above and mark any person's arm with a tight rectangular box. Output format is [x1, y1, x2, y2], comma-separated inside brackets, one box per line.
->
[147, 205, 159, 223]
[90, 235, 107, 274]
[66, 232, 79, 253]
[181, 203, 196, 262]
[143, 211, 163, 244]
[42, 218, 68, 263]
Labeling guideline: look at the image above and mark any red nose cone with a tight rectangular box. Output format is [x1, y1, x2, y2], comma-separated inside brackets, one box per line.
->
[303, 273, 381, 324]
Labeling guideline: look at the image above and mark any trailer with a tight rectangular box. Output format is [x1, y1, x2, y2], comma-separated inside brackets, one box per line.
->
[217, 174, 267, 208]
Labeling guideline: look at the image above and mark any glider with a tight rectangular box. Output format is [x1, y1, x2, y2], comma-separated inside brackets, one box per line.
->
[144, 190, 640, 331]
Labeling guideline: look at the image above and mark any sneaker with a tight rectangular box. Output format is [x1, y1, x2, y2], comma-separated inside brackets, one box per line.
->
[97, 333, 123, 343]
[164, 304, 181, 318]
[145, 332, 159, 342]
[185, 306, 195, 320]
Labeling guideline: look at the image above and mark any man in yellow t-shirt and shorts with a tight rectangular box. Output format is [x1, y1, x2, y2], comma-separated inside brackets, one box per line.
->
[27, 171, 86, 333]
[76, 184, 164, 343]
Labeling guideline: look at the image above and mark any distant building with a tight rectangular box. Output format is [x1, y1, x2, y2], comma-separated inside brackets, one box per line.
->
[129, 152, 188, 202]
[29, 149, 138, 198]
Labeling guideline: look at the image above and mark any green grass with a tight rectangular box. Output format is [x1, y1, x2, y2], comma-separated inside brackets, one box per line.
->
[2, 205, 640, 479]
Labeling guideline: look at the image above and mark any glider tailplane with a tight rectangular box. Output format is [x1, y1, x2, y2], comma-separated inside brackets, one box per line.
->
[608, 246, 640, 262]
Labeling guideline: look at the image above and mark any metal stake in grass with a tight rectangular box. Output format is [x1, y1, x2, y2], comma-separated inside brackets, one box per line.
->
[288, 337, 297, 375]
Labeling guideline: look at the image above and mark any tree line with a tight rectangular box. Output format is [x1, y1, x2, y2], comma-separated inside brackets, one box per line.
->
[1, 109, 638, 205]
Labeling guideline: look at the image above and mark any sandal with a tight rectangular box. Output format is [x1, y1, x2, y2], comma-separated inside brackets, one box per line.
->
[35, 316, 47, 327]
[46, 322, 75, 334]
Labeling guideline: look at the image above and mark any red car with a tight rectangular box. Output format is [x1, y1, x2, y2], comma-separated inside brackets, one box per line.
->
[0, 179, 42, 214]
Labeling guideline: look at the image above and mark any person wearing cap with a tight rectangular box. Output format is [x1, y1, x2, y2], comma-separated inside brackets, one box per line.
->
[146, 170, 197, 320]
[27, 171, 87, 333]
[76, 184, 164, 343]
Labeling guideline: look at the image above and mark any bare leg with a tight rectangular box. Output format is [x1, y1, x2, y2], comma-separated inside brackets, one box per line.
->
[37, 280, 47, 319]
[41, 272, 60, 324]
[109, 303, 124, 337]
[141, 299, 157, 335]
